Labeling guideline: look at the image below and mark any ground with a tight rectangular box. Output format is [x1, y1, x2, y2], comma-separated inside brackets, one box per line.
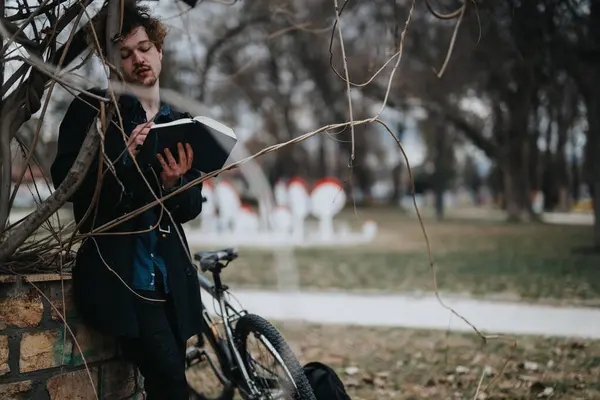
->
[185, 206, 600, 399]
[274, 322, 600, 400]
[187, 321, 600, 400]
[192, 207, 600, 306]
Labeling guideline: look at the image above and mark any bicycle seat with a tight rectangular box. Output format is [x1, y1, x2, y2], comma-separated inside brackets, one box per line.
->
[194, 248, 238, 271]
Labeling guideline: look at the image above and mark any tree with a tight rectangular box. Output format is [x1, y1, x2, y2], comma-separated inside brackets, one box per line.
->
[418, 113, 459, 219]
[0, 0, 202, 264]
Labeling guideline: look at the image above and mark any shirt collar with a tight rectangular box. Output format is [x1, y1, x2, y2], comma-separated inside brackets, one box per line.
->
[119, 93, 175, 121]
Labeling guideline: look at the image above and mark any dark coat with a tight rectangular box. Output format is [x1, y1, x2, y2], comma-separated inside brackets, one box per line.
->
[50, 88, 204, 343]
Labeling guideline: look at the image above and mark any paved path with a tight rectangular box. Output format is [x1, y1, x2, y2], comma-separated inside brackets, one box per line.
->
[542, 212, 593, 226]
[202, 289, 600, 339]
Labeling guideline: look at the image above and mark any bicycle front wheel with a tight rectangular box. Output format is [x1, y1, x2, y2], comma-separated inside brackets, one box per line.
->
[234, 314, 316, 400]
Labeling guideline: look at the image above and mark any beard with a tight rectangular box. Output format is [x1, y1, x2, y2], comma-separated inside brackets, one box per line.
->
[138, 74, 157, 86]
[128, 66, 157, 86]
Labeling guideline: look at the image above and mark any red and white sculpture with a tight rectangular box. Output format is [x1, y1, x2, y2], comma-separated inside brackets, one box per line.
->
[271, 205, 293, 234]
[214, 179, 241, 234]
[310, 178, 346, 240]
[185, 175, 378, 247]
[234, 205, 260, 234]
[274, 179, 288, 207]
[287, 178, 310, 239]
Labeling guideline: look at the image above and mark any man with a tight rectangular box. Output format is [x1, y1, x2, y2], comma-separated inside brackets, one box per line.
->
[50, 3, 204, 398]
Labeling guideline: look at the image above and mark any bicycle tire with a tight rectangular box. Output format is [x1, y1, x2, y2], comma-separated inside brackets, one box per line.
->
[234, 314, 316, 400]
[187, 322, 235, 400]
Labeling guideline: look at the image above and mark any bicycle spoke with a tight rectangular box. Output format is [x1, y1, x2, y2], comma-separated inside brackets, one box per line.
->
[244, 332, 297, 399]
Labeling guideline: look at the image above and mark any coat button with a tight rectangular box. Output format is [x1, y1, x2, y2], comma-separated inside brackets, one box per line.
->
[185, 267, 192, 276]
[162, 234, 166, 238]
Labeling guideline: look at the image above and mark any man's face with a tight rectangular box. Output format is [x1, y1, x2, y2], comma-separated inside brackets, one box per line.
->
[119, 26, 162, 86]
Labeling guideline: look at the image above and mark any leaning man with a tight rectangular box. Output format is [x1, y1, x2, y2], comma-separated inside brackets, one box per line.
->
[50, 3, 204, 399]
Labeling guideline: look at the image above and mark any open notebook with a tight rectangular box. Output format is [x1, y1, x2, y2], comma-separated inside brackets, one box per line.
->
[136, 116, 238, 174]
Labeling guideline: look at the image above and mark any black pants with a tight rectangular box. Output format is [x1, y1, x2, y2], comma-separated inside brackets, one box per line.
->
[118, 273, 189, 399]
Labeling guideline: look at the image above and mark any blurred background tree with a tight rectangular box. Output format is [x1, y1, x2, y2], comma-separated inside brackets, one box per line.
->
[3, 0, 600, 261]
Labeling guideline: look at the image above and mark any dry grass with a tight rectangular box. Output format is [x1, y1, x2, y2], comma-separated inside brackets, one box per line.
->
[187, 321, 600, 400]
[275, 322, 600, 400]
[192, 208, 600, 306]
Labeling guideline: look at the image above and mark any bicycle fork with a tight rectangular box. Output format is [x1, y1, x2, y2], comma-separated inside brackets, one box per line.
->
[218, 296, 263, 396]
[211, 286, 267, 399]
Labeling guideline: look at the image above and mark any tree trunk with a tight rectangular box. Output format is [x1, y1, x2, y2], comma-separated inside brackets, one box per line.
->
[503, 152, 530, 221]
[433, 123, 447, 220]
[503, 114, 533, 221]
[555, 128, 570, 212]
[390, 162, 402, 205]
[570, 130, 581, 203]
[586, 93, 600, 248]
[541, 110, 556, 211]
[585, 3, 600, 248]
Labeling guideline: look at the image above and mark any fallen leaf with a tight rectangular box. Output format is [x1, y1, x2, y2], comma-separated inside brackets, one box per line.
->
[455, 365, 470, 374]
[345, 366, 359, 376]
[519, 361, 539, 371]
[376, 371, 390, 379]
[552, 347, 562, 356]
[538, 387, 554, 398]
[519, 374, 538, 382]
[476, 392, 488, 400]
[374, 376, 386, 389]
[570, 341, 587, 350]
[362, 375, 374, 385]
[345, 377, 360, 388]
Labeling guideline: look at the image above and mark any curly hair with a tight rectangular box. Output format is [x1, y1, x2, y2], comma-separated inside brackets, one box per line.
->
[85, 2, 168, 57]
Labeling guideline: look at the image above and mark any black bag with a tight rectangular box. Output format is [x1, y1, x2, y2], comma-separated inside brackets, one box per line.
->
[303, 361, 352, 400]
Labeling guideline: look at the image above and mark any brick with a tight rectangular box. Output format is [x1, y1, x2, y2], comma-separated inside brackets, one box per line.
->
[46, 368, 99, 400]
[20, 329, 73, 372]
[100, 361, 137, 400]
[0, 335, 8, 376]
[0, 288, 43, 328]
[0, 380, 33, 400]
[71, 324, 117, 366]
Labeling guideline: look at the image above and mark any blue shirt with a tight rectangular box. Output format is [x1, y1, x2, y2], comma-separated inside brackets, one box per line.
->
[122, 98, 182, 294]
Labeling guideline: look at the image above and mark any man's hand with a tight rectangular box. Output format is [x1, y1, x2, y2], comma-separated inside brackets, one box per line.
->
[127, 121, 154, 157]
[157, 142, 194, 190]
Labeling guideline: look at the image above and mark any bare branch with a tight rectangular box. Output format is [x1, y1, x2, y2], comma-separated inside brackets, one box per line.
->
[434, 1, 466, 78]
[8, 2, 86, 216]
[332, 0, 355, 163]
[0, 15, 44, 52]
[5, 0, 70, 22]
[425, 0, 464, 20]
[0, 120, 101, 260]
[0, 0, 122, 270]
[197, 16, 268, 101]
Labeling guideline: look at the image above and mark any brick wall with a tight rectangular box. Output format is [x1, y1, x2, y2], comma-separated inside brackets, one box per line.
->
[0, 274, 143, 399]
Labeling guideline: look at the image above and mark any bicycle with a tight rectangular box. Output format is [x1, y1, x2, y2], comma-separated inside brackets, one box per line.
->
[184, 247, 317, 400]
